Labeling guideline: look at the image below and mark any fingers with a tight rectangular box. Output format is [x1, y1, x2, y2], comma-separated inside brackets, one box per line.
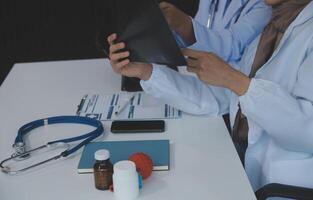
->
[186, 65, 200, 74]
[159, 2, 172, 20]
[107, 33, 117, 45]
[110, 51, 130, 61]
[185, 54, 202, 75]
[186, 58, 198, 68]
[107, 33, 131, 74]
[184, 50, 201, 74]
[109, 49, 129, 72]
[107, 33, 141, 77]
[182, 48, 204, 59]
[186, 58, 201, 74]
[109, 42, 125, 55]
[159, 1, 172, 10]
[107, 33, 128, 59]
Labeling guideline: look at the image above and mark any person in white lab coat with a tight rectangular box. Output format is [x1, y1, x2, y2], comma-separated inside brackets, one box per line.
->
[108, 0, 313, 192]
[159, 0, 271, 62]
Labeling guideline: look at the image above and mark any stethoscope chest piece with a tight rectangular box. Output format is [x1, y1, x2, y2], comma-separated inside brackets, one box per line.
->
[12, 142, 30, 161]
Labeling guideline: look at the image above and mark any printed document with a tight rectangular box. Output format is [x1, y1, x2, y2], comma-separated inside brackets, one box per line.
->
[76, 93, 182, 121]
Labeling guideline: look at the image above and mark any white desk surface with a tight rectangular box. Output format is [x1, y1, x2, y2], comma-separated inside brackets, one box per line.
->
[0, 59, 256, 200]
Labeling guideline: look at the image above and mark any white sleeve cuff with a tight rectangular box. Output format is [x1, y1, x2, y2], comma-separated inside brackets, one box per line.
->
[140, 64, 166, 93]
[239, 78, 277, 114]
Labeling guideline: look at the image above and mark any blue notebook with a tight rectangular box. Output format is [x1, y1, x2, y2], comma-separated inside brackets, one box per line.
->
[78, 140, 170, 173]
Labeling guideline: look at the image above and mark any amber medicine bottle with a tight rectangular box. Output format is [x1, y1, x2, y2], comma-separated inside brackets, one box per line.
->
[93, 149, 113, 190]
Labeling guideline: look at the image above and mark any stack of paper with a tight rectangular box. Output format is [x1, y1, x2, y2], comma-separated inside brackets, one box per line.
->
[76, 93, 182, 121]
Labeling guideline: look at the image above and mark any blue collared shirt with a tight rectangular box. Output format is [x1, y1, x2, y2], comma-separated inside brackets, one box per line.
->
[175, 0, 271, 63]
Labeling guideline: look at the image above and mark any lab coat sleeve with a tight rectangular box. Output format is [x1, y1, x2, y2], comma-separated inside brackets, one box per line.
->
[239, 48, 313, 153]
[140, 64, 231, 116]
[189, 1, 271, 62]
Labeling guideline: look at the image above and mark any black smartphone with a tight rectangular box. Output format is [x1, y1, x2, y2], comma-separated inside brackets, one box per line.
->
[111, 120, 165, 133]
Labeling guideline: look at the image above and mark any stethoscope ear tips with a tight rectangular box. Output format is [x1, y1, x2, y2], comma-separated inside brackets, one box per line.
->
[1, 166, 18, 175]
[1, 166, 10, 173]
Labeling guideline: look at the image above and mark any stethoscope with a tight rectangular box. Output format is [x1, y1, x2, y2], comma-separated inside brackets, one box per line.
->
[207, 0, 218, 29]
[0, 116, 104, 175]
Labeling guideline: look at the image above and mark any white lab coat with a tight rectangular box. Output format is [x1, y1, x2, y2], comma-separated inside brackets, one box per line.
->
[190, 0, 271, 62]
[141, 1, 313, 192]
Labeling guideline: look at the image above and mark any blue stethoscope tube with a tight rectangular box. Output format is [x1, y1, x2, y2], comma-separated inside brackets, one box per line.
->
[1, 116, 104, 174]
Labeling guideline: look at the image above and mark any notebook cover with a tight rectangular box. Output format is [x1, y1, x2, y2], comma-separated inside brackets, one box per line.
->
[78, 140, 170, 173]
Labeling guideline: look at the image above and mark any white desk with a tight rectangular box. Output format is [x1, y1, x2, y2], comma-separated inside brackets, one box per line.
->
[0, 59, 256, 200]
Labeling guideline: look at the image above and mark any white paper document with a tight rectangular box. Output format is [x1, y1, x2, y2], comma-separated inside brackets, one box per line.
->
[76, 93, 182, 121]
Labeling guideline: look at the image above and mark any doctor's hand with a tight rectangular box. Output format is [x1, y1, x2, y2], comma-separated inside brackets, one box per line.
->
[159, 2, 195, 44]
[107, 33, 153, 81]
[182, 49, 251, 96]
